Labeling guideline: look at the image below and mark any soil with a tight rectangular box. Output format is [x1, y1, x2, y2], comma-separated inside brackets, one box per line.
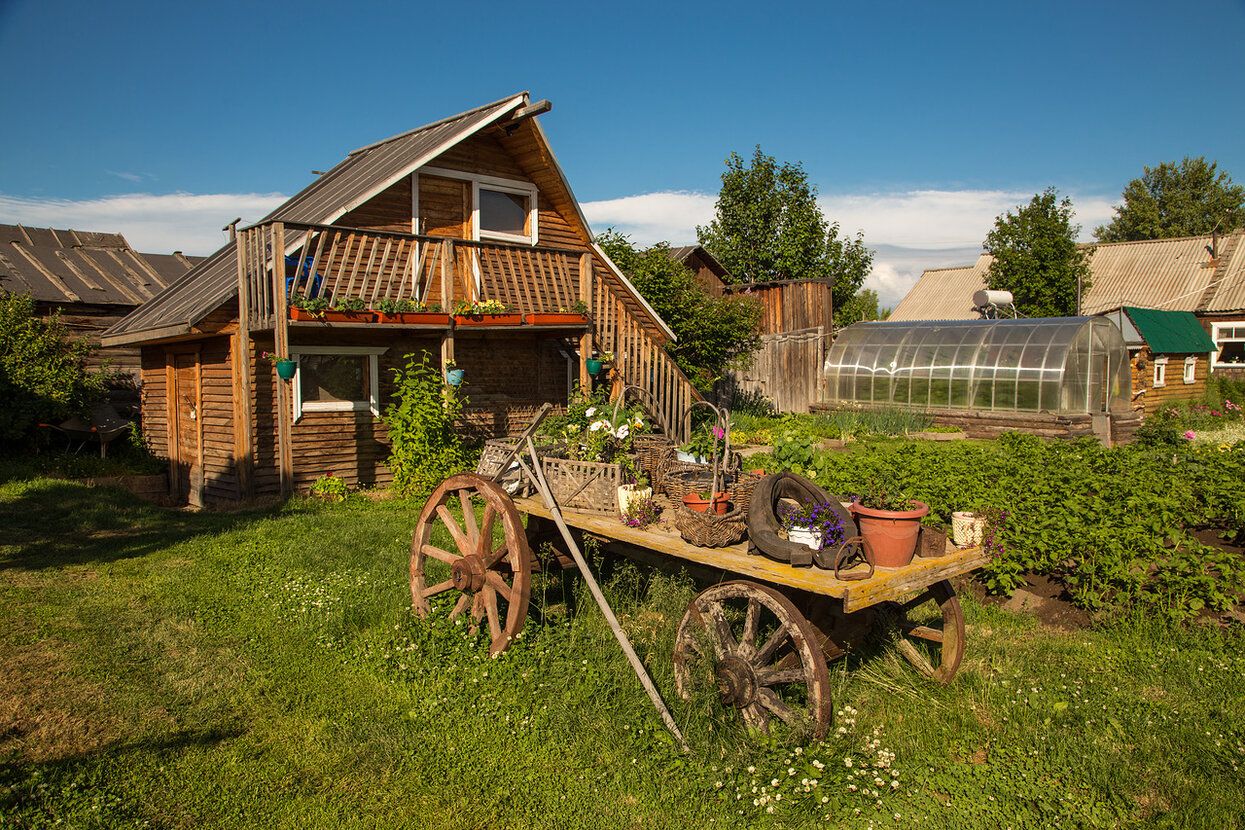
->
[969, 573, 1092, 630]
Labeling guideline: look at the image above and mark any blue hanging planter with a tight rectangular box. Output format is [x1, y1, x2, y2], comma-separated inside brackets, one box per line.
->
[446, 368, 465, 387]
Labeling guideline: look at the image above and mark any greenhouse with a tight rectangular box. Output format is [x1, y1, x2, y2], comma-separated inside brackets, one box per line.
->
[823, 317, 1131, 414]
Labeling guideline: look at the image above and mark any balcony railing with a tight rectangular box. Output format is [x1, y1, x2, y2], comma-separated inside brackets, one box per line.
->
[236, 221, 585, 329]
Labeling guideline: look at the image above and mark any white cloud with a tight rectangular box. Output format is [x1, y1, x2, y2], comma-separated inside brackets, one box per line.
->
[0, 191, 288, 255]
[581, 187, 1117, 308]
[581, 191, 716, 246]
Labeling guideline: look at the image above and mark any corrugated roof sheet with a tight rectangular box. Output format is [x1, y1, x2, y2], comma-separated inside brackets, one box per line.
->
[104, 93, 528, 340]
[0, 224, 196, 307]
[1122, 306, 1217, 353]
[892, 231, 1245, 321]
[888, 255, 991, 321]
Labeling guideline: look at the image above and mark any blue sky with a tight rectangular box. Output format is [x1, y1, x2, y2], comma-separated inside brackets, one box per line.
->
[2, 0, 1244, 304]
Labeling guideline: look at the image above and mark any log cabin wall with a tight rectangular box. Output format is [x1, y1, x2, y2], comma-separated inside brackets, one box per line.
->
[1129, 345, 1211, 415]
[139, 347, 169, 454]
[198, 337, 240, 503]
[1198, 312, 1245, 379]
[247, 328, 574, 496]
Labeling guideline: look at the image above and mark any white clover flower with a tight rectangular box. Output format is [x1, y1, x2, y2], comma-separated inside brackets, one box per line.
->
[844, 758, 853, 768]
[890, 780, 900, 789]
[771, 778, 779, 787]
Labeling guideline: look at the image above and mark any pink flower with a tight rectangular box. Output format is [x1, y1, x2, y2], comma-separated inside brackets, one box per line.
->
[1212, 410, 1222, 417]
[1184, 430, 1196, 441]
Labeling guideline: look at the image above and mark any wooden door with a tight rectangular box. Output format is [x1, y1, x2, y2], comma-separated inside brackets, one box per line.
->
[168, 350, 203, 507]
[417, 174, 473, 303]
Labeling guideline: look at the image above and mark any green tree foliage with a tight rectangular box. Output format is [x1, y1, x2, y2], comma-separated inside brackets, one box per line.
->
[596, 232, 762, 390]
[696, 146, 873, 310]
[984, 188, 1092, 318]
[0, 292, 103, 441]
[834, 288, 883, 327]
[382, 351, 467, 496]
[1095, 156, 1245, 242]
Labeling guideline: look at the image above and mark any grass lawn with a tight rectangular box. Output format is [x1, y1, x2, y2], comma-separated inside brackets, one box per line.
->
[1, 476, 1243, 829]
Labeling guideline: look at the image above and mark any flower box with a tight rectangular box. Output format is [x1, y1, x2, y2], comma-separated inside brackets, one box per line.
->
[540, 456, 622, 514]
[321, 309, 377, 323]
[526, 312, 589, 326]
[375, 312, 450, 325]
[453, 313, 524, 327]
[289, 307, 322, 322]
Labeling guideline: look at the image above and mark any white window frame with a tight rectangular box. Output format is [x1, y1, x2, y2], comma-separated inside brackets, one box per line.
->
[1183, 356, 1197, 384]
[289, 346, 386, 421]
[417, 166, 539, 246]
[1210, 322, 1245, 370]
[1152, 356, 1167, 388]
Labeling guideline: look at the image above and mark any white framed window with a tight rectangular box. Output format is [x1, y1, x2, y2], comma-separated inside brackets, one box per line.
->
[1152, 356, 1167, 388]
[418, 166, 539, 246]
[289, 346, 386, 420]
[1183, 356, 1197, 384]
[1211, 322, 1245, 369]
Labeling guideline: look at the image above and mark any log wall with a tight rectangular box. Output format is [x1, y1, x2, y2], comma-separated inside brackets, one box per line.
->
[1129, 346, 1211, 415]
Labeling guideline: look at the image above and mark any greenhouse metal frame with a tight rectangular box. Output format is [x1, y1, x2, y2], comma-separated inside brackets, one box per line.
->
[824, 317, 1130, 415]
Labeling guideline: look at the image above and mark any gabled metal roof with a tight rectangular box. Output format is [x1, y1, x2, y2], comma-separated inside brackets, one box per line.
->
[0, 224, 196, 307]
[102, 93, 529, 342]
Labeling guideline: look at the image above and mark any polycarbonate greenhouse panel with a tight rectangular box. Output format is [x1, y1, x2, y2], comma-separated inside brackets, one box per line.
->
[824, 317, 1130, 415]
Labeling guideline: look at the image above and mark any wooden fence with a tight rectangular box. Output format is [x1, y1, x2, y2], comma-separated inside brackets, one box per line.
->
[728, 327, 827, 413]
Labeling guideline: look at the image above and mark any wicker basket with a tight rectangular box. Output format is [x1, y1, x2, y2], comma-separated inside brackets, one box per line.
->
[675, 503, 748, 548]
[660, 464, 718, 502]
[727, 471, 763, 514]
[632, 434, 676, 491]
[540, 456, 623, 514]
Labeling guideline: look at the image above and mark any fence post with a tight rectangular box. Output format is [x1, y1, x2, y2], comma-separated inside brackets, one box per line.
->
[578, 252, 593, 395]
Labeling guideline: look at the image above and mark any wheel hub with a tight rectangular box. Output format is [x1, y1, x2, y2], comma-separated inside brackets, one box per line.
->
[715, 655, 758, 708]
[451, 555, 486, 592]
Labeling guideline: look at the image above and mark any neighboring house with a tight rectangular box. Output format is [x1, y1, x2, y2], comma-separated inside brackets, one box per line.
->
[0, 224, 199, 378]
[101, 92, 699, 506]
[1097, 307, 1218, 415]
[890, 231, 1245, 377]
[666, 244, 732, 297]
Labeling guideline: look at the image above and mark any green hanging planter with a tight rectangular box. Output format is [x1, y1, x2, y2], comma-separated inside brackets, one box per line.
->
[586, 358, 603, 376]
[275, 359, 297, 381]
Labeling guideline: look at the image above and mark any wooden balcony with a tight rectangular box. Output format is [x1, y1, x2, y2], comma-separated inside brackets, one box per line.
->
[236, 221, 590, 330]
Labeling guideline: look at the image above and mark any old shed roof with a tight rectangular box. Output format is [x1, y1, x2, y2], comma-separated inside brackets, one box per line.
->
[0, 224, 198, 308]
[103, 93, 530, 342]
[1121, 306, 1217, 354]
[891, 230, 1245, 322]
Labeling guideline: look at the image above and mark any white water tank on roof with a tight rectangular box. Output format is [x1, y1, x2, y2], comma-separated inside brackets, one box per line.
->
[973, 289, 1014, 308]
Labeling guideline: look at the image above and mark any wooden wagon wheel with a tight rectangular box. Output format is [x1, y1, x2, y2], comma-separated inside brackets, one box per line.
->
[673, 581, 831, 739]
[879, 579, 965, 683]
[410, 473, 532, 657]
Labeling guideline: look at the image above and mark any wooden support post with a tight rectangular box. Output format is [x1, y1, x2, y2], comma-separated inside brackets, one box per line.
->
[578, 252, 593, 395]
[272, 222, 294, 498]
[233, 231, 255, 500]
[440, 240, 455, 379]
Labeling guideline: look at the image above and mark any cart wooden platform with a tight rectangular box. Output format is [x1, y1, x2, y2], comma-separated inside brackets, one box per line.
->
[410, 471, 991, 740]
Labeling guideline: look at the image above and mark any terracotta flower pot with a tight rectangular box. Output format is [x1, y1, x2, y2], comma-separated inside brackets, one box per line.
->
[526, 312, 589, 326]
[321, 309, 376, 323]
[376, 312, 450, 325]
[682, 491, 729, 515]
[453, 313, 523, 327]
[849, 500, 930, 568]
[288, 307, 322, 321]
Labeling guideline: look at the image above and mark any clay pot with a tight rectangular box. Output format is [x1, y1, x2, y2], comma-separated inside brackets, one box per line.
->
[682, 491, 729, 515]
[848, 500, 930, 568]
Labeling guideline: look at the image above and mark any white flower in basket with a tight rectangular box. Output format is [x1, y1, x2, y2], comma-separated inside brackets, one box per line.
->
[585, 406, 597, 417]
[615, 424, 631, 440]
[589, 420, 606, 432]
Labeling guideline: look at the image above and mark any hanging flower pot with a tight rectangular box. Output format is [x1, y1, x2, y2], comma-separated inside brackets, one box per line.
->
[446, 368, 465, 387]
[275, 359, 297, 381]
[586, 358, 603, 376]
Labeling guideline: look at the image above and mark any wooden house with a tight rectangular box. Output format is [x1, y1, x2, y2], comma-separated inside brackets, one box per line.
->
[101, 93, 700, 506]
[666, 245, 733, 297]
[1097, 306, 1218, 415]
[0, 224, 199, 378]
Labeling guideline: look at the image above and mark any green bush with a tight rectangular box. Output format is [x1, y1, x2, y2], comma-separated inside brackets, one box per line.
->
[811, 433, 1245, 621]
[0, 292, 104, 442]
[382, 351, 467, 497]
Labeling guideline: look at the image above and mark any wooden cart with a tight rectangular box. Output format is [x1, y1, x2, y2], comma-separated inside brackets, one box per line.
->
[410, 471, 990, 740]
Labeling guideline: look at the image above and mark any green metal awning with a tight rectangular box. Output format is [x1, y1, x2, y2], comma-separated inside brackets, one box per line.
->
[1122, 307, 1216, 354]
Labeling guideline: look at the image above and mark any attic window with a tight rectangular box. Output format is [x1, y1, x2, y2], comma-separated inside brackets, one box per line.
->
[476, 182, 537, 244]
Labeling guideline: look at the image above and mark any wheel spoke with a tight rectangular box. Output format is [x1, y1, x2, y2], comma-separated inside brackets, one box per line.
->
[478, 504, 497, 556]
[754, 665, 807, 686]
[458, 489, 479, 545]
[422, 544, 460, 565]
[896, 639, 937, 678]
[436, 504, 471, 553]
[738, 598, 760, 658]
[704, 601, 739, 657]
[756, 688, 799, 725]
[421, 579, 455, 599]
[752, 624, 791, 667]
[901, 590, 935, 614]
[741, 702, 770, 731]
[901, 622, 944, 643]
[483, 587, 503, 642]
[483, 539, 509, 568]
[485, 570, 514, 604]
[449, 593, 471, 620]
